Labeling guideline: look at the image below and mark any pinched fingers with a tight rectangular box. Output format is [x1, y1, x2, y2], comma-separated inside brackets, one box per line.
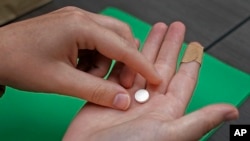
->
[107, 21, 163, 88]
[88, 11, 143, 87]
[79, 18, 161, 85]
[108, 22, 168, 88]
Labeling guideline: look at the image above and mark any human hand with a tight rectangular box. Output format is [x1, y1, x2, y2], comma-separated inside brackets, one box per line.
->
[0, 7, 161, 110]
[63, 22, 239, 141]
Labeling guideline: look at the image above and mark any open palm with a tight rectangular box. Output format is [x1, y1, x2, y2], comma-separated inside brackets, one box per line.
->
[63, 22, 238, 141]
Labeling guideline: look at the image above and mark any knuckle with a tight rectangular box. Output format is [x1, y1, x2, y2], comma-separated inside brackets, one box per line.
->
[62, 6, 81, 12]
[62, 7, 86, 22]
[59, 7, 92, 34]
[120, 23, 132, 33]
[106, 17, 133, 36]
[120, 23, 133, 37]
[178, 69, 197, 82]
[90, 84, 107, 104]
[117, 47, 131, 62]
[69, 11, 85, 21]
[115, 22, 134, 41]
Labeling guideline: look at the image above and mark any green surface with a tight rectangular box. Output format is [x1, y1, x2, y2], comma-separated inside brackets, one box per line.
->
[0, 7, 250, 141]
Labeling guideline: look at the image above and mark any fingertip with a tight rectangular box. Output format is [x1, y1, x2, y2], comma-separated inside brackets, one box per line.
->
[134, 38, 140, 48]
[225, 109, 239, 121]
[204, 104, 239, 121]
[219, 104, 239, 121]
[170, 21, 186, 30]
[202, 104, 239, 120]
[152, 73, 163, 85]
[146, 66, 163, 85]
[153, 22, 168, 30]
[112, 93, 131, 110]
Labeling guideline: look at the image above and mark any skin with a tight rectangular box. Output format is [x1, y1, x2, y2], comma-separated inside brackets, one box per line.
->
[0, 6, 238, 140]
[0, 6, 162, 110]
[63, 22, 239, 141]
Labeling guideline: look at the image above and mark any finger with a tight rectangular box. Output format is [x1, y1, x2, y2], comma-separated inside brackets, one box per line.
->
[53, 6, 137, 47]
[56, 7, 149, 85]
[108, 39, 139, 88]
[109, 23, 168, 92]
[85, 10, 137, 45]
[164, 104, 239, 141]
[126, 23, 169, 108]
[142, 23, 168, 67]
[88, 13, 141, 88]
[132, 22, 168, 90]
[117, 56, 138, 88]
[147, 21, 186, 94]
[166, 42, 203, 116]
[110, 39, 140, 89]
[115, 38, 141, 88]
[77, 23, 161, 85]
[51, 64, 131, 110]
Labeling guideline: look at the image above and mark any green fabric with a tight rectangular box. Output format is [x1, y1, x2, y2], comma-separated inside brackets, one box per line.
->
[0, 7, 249, 141]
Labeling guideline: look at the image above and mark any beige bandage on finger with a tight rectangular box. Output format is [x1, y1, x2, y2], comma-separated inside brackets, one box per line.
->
[181, 42, 204, 64]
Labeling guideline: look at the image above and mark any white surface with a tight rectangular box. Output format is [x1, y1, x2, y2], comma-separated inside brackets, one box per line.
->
[134, 89, 149, 103]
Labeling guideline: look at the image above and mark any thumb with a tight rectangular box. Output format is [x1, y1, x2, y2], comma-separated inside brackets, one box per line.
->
[167, 104, 238, 141]
[52, 65, 131, 110]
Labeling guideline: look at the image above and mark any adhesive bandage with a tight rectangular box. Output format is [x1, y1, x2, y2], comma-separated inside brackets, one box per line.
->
[181, 42, 204, 64]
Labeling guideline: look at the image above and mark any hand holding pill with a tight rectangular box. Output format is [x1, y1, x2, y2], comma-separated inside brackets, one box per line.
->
[0, 7, 162, 110]
[64, 21, 238, 141]
[0, 7, 238, 141]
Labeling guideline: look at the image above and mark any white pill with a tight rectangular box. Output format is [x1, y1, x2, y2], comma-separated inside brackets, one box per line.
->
[134, 89, 149, 103]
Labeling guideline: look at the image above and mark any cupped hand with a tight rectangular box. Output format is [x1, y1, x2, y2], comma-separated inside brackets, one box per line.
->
[63, 22, 239, 141]
[0, 6, 161, 110]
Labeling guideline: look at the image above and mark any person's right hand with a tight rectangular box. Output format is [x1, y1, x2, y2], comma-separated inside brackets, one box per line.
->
[63, 22, 239, 141]
[0, 6, 161, 110]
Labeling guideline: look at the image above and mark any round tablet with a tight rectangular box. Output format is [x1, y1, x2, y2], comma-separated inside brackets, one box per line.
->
[134, 89, 149, 103]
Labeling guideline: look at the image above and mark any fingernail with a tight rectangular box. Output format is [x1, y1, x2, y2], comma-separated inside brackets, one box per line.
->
[225, 110, 239, 121]
[113, 94, 130, 110]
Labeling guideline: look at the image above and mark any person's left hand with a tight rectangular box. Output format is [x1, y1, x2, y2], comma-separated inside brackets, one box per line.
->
[0, 7, 161, 110]
[63, 22, 238, 141]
